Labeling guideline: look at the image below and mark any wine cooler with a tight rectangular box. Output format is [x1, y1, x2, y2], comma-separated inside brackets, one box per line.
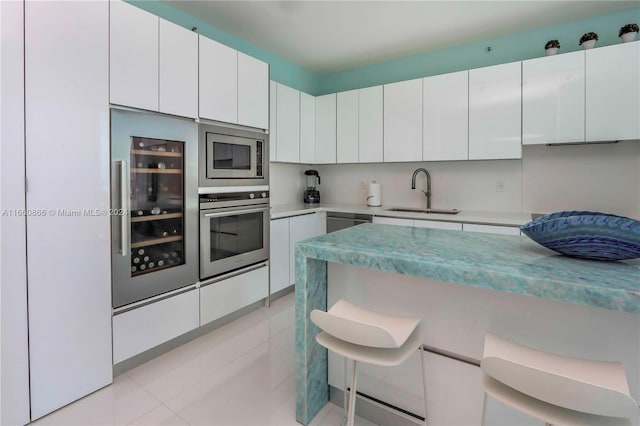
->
[111, 109, 198, 309]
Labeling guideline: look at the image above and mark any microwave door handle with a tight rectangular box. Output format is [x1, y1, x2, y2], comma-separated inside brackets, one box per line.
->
[203, 207, 269, 218]
[118, 160, 130, 256]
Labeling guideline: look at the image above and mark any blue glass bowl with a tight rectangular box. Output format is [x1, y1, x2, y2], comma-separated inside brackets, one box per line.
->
[520, 211, 640, 261]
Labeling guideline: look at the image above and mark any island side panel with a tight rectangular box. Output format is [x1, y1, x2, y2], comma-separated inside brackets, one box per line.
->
[295, 247, 329, 425]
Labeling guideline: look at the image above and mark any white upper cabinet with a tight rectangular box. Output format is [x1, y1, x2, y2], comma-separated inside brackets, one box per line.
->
[276, 83, 300, 162]
[469, 62, 522, 160]
[358, 85, 383, 163]
[522, 51, 585, 145]
[238, 52, 269, 129]
[384, 79, 423, 162]
[336, 90, 359, 163]
[269, 81, 277, 162]
[423, 70, 469, 161]
[586, 41, 640, 142]
[110, 0, 158, 111]
[315, 93, 337, 164]
[110, 2, 198, 118]
[199, 35, 238, 124]
[158, 19, 198, 118]
[300, 91, 316, 164]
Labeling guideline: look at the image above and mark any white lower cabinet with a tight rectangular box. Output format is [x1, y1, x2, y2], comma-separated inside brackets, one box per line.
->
[200, 265, 269, 326]
[113, 288, 199, 364]
[270, 213, 324, 295]
[374, 216, 462, 230]
[421, 352, 484, 425]
[463, 223, 521, 235]
[414, 219, 462, 230]
[270, 218, 290, 294]
[373, 216, 414, 226]
[289, 213, 323, 285]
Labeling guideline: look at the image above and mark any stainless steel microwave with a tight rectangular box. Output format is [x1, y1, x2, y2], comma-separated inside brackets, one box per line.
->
[198, 123, 269, 188]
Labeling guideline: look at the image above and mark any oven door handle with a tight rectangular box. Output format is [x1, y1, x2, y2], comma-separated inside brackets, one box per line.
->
[203, 206, 269, 218]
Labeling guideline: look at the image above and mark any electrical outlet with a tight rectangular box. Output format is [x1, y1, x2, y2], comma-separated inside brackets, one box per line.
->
[496, 180, 505, 192]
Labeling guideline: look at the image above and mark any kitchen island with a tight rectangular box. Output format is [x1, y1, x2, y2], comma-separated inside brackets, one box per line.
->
[294, 223, 640, 425]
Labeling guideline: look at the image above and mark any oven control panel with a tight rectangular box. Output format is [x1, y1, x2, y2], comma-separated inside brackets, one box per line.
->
[200, 191, 269, 210]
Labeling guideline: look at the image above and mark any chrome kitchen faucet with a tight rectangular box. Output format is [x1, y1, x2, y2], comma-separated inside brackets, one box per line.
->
[411, 168, 431, 209]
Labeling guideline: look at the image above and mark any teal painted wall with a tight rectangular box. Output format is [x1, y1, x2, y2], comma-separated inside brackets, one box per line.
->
[129, 0, 319, 94]
[316, 7, 640, 95]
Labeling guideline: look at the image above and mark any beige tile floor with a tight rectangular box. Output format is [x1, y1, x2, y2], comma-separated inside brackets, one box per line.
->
[32, 293, 375, 426]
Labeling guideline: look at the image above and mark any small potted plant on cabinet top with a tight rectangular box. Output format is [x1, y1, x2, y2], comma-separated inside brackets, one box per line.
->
[545, 40, 560, 56]
[579, 32, 598, 49]
[619, 23, 639, 43]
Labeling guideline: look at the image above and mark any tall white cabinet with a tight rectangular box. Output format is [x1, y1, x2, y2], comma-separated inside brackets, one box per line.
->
[1, 1, 30, 424]
[25, 0, 112, 419]
[469, 62, 522, 159]
[384, 79, 423, 162]
[522, 51, 585, 145]
[586, 41, 640, 142]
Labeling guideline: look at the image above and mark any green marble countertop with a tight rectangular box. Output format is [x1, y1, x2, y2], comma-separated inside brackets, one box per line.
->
[296, 223, 640, 314]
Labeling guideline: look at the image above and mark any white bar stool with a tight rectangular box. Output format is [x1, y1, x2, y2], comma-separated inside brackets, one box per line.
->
[480, 331, 639, 426]
[311, 300, 427, 426]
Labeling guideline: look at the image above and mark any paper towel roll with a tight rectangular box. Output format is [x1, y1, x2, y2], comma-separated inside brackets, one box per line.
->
[367, 181, 381, 207]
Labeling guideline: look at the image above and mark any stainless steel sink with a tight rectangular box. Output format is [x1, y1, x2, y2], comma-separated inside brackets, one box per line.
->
[385, 207, 460, 215]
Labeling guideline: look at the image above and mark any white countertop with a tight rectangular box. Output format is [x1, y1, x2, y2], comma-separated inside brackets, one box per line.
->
[270, 202, 533, 227]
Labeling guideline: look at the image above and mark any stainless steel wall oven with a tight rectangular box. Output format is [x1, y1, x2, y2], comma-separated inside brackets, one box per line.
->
[199, 191, 270, 280]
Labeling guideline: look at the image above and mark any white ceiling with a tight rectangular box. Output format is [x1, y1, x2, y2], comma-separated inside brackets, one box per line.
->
[165, 1, 638, 73]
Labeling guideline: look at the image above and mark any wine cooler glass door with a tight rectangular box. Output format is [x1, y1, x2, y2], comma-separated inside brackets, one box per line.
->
[130, 137, 185, 276]
[111, 109, 198, 309]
